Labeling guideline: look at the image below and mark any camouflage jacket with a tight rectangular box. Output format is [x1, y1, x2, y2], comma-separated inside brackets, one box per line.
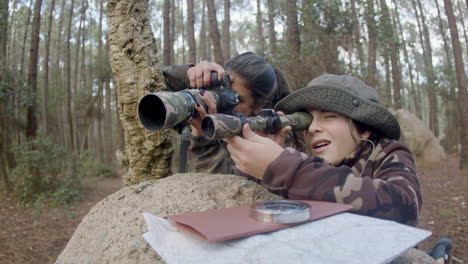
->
[160, 65, 239, 175]
[263, 138, 422, 226]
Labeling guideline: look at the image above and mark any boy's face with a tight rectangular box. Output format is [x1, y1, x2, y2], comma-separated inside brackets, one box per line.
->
[304, 108, 370, 165]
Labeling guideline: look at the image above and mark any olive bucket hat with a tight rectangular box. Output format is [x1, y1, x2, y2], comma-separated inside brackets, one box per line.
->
[274, 74, 401, 140]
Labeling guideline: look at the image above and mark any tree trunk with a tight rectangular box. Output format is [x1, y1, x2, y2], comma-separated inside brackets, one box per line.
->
[19, 0, 33, 77]
[255, 0, 265, 57]
[199, 0, 208, 60]
[186, 0, 196, 63]
[414, 0, 439, 136]
[163, 0, 171, 65]
[286, 0, 300, 61]
[7, 0, 18, 64]
[54, 0, 65, 145]
[170, 0, 176, 64]
[107, 0, 173, 184]
[443, 0, 468, 168]
[222, 0, 230, 62]
[266, 0, 277, 57]
[366, 0, 377, 87]
[42, 0, 56, 135]
[26, 0, 43, 140]
[0, 0, 8, 61]
[350, 0, 365, 72]
[435, 0, 460, 150]
[65, 0, 75, 151]
[456, 0, 468, 54]
[97, 0, 104, 160]
[392, 0, 420, 118]
[379, 0, 401, 109]
[206, 0, 224, 64]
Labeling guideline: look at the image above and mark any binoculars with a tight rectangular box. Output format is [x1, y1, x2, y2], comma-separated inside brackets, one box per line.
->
[201, 110, 312, 140]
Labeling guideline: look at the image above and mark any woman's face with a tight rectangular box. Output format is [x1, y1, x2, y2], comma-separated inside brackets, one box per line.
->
[229, 72, 262, 117]
[304, 108, 370, 165]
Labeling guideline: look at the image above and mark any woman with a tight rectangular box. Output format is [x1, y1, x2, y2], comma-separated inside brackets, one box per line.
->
[161, 52, 294, 174]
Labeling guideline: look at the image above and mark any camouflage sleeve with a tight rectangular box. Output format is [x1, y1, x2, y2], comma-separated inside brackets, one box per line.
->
[262, 144, 421, 226]
[187, 136, 236, 174]
[159, 64, 193, 91]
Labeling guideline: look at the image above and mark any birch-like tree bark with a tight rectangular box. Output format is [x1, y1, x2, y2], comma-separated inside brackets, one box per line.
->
[107, 0, 173, 185]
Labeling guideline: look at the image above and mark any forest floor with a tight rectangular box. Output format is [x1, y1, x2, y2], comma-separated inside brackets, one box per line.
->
[0, 156, 467, 264]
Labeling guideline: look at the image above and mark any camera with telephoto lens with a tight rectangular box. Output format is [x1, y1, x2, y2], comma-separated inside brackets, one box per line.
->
[138, 71, 239, 131]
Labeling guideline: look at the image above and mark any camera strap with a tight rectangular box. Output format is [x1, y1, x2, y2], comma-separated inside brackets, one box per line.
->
[179, 126, 191, 173]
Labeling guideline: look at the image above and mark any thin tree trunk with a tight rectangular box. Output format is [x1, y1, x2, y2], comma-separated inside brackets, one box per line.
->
[19, 0, 33, 76]
[187, 0, 196, 63]
[255, 0, 265, 57]
[180, 0, 185, 63]
[350, 0, 365, 72]
[418, 0, 439, 136]
[170, 0, 176, 64]
[222, 0, 230, 61]
[456, 0, 468, 54]
[163, 0, 171, 65]
[55, 0, 66, 145]
[26, 0, 43, 140]
[443, 0, 468, 168]
[107, 0, 173, 184]
[0, 0, 8, 61]
[379, 0, 401, 109]
[199, 0, 208, 60]
[206, 0, 224, 64]
[435, 0, 459, 149]
[97, 0, 104, 160]
[7, 0, 18, 65]
[66, 0, 75, 151]
[383, 45, 392, 106]
[266, 0, 277, 57]
[366, 0, 377, 87]
[42, 0, 56, 134]
[393, 0, 420, 118]
[286, 0, 300, 61]
[81, 1, 87, 93]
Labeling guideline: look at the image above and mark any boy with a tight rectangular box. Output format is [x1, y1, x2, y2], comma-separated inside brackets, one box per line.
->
[224, 74, 421, 226]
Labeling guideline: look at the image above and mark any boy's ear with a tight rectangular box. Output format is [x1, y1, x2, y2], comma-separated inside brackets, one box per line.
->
[361, 130, 372, 140]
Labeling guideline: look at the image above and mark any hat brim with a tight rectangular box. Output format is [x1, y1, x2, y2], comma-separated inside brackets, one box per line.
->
[274, 85, 401, 140]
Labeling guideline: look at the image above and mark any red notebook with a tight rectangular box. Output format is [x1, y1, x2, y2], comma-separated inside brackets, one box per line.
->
[166, 200, 353, 242]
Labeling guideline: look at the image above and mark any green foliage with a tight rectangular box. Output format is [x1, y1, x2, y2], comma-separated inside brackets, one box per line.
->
[10, 136, 82, 207]
[78, 151, 116, 179]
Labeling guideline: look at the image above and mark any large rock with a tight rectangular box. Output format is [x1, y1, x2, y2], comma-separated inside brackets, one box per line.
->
[56, 173, 436, 264]
[56, 173, 279, 264]
[394, 109, 446, 166]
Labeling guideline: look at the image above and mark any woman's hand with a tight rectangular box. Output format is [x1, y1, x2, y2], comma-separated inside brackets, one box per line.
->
[188, 90, 218, 137]
[187, 61, 225, 88]
[224, 124, 284, 180]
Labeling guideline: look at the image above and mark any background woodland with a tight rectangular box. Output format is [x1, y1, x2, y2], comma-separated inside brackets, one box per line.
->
[0, 0, 466, 204]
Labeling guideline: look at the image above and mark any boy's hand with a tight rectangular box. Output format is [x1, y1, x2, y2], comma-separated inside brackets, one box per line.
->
[224, 124, 284, 180]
